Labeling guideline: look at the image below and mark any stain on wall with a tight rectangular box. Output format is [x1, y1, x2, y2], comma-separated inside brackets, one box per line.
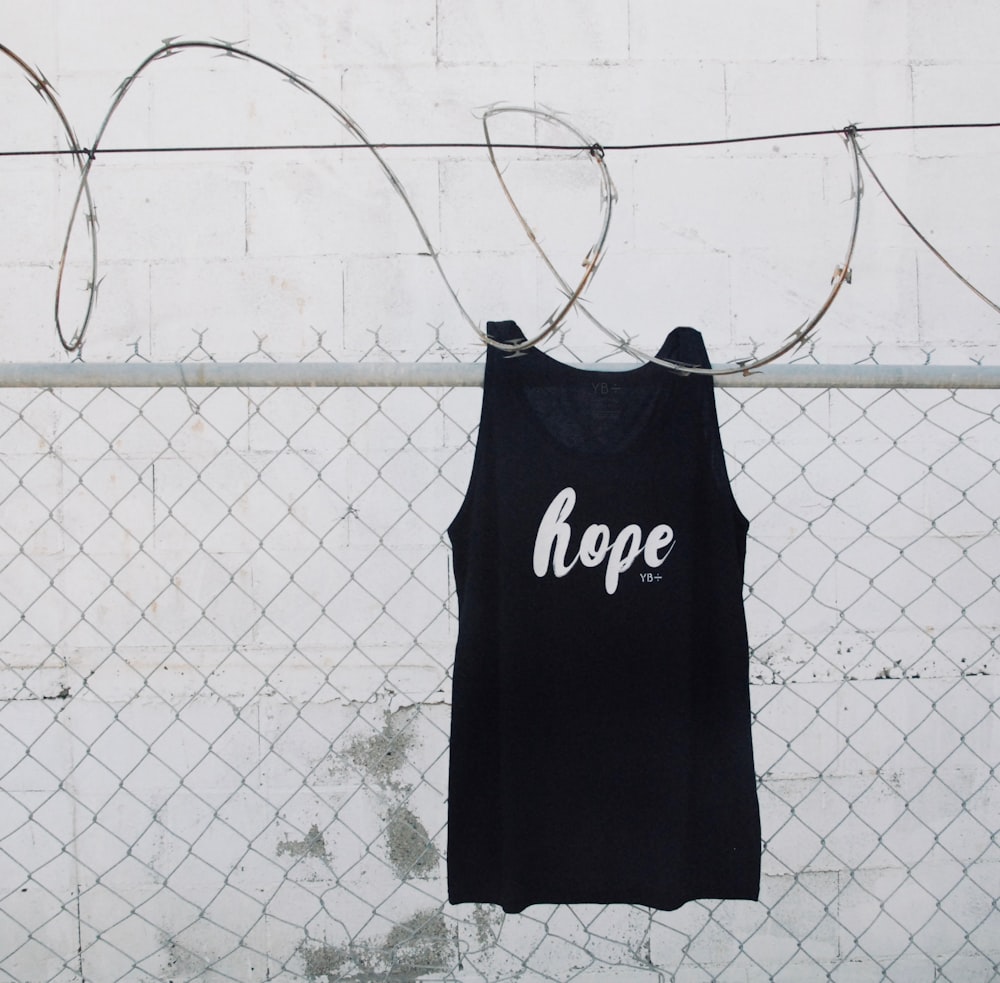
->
[385, 804, 441, 879]
[277, 822, 329, 860]
[161, 935, 209, 981]
[471, 903, 502, 948]
[300, 908, 451, 982]
[343, 706, 442, 881]
[345, 706, 418, 791]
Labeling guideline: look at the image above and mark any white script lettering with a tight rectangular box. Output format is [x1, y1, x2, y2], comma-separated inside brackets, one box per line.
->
[532, 487, 675, 595]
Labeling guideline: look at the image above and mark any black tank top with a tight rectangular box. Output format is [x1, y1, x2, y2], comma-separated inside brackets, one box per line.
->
[447, 321, 760, 914]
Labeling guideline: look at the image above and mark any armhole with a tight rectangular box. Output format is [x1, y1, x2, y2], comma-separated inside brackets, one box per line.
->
[447, 325, 516, 541]
[705, 379, 749, 532]
[676, 327, 748, 534]
[447, 389, 488, 542]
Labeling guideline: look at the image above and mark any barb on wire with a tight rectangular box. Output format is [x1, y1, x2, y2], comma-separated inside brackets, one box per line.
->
[1, 43, 99, 353]
[477, 105, 617, 353]
[53, 36, 487, 355]
[854, 139, 1000, 316]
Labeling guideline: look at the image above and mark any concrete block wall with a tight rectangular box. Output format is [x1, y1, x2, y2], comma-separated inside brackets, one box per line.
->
[1, 2, 998, 980]
[3, 0, 999, 365]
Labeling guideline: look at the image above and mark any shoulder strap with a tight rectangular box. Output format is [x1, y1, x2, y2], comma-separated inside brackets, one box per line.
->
[656, 326, 712, 371]
[485, 320, 525, 347]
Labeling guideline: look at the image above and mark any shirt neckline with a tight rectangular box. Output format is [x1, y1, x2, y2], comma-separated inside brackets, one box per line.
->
[490, 323, 688, 458]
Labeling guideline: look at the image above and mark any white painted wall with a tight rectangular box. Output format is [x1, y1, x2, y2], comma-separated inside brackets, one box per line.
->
[1, 2, 998, 981]
[3, 0, 998, 367]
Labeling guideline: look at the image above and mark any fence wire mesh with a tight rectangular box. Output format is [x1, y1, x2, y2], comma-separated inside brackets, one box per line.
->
[0, 336, 998, 982]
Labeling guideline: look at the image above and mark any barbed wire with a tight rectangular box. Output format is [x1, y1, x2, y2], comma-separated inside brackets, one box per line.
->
[3, 37, 999, 363]
[3, 37, 484, 355]
[482, 117, 861, 375]
[0, 42, 99, 353]
[477, 105, 617, 353]
[853, 138, 1000, 316]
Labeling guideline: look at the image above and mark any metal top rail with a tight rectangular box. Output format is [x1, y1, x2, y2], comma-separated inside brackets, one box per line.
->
[0, 361, 999, 389]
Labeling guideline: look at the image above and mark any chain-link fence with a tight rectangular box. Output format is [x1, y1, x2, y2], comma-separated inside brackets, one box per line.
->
[1, 335, 997, 982]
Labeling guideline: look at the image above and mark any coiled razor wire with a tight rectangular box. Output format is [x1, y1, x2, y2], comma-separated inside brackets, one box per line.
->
[3, 38, 1000, 365]
[482, 113, 862, 375]
[37, 37, 488, 356]
[4, 39, 615, 358]
[613, 127, 864, 376]
[477, 105, 617, 354]
[0, 42, 99, 353]
[853, 137, 1000, 317]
